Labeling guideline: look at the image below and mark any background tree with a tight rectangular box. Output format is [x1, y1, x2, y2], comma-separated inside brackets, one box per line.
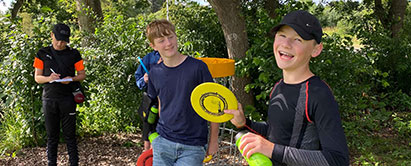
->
[370, 0, 407, 38]
[75, 0, 103, 47]
[149, 0, 165, 13]
[208, 0, 254, 107]
[10, 0, 23, 20]
[264, 0, 280, 19]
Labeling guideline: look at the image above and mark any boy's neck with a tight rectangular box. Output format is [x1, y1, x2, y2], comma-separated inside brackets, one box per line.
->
[283, 70, 314, 84]
[162, 53, 187, 67]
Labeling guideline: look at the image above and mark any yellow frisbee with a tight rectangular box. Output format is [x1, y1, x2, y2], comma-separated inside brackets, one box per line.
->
[191, 82, 238, 123]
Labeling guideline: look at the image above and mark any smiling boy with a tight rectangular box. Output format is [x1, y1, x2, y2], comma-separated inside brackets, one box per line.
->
[145, 19, 219, 166]
[225, 10, 349, 165]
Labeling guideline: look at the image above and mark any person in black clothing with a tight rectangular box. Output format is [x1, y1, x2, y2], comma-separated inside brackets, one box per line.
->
[224, 10, 349, 165]
[33, 23, 86, 166]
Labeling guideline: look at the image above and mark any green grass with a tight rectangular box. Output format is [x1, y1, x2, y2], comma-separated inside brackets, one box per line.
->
[323, 26, 362, 49]
[346, 111, 411, 165]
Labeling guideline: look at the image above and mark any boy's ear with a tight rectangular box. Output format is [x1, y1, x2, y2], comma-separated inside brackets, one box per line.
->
[149, 42, 157, 51]
[311, 43, 323, 58]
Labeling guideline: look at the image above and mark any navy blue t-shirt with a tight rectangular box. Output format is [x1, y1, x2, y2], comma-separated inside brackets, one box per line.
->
[147, 56, 213, 146]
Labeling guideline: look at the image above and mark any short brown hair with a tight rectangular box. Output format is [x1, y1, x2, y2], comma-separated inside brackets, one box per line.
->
[146, 19, 176, 44]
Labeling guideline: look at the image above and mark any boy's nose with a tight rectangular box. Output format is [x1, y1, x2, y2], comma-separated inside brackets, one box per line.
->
[164, 38, 171, 45]
[282, 38, 292, 48]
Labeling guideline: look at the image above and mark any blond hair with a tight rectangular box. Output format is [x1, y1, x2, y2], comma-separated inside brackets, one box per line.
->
[146, 19, 176, 44]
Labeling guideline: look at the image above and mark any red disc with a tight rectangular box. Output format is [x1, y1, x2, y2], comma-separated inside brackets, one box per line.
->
[136, 149, 153, 166]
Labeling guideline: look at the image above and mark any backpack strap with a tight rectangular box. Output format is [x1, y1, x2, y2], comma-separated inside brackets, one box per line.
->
[289, 81, 312, 148]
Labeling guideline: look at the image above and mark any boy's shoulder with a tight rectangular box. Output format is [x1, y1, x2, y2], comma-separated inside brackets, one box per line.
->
[187, 56, 207, 65]
[36, 46, 53, 58]
[38, 46, 52, 53]
[307, 76, 335, 99]
[144, 51, 159, 57]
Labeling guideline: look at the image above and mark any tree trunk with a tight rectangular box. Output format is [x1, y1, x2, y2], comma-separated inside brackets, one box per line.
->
[149, 0, 165, 13]
[75, 0, 103, 47]
[264, 0, 280, 19]
[208, 0, 254, 107]
[11, 0, 24, 20]
[374, 0, 407, 38]
[389, 0, 407, 38]
[374, 0, 389, 29]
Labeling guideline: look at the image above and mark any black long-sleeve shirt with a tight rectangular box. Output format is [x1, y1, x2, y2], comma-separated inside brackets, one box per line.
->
[246, 76, 349, 166]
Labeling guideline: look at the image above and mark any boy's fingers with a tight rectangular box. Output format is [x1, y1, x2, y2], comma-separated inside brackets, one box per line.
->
[224, 103, 243, 114]
[238, 103, 243, 110]
[224, 109, 235, 114]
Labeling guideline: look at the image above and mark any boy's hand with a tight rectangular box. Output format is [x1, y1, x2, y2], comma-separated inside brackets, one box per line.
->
[49, 73, 60, 82]
[206, 138, 218, 156]
[224, 103, 246, 128]
[207, 122, 219, 156]
[144, 73, 149, 83]
[239, 132, 274, 159]
[61, 76, 72, 84]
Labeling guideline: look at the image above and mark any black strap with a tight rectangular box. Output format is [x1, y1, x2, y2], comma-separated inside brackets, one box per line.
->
[289, 82, 308, 148]
[270, 80, 312, 148]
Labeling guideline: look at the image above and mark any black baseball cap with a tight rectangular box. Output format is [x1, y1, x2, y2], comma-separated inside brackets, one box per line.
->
[52, 23, 70, 43]
[271, 10, 323, 44]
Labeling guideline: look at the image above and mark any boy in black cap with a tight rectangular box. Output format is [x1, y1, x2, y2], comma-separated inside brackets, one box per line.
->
[225, 10, 349, 165]
[33, 23, 85, 166]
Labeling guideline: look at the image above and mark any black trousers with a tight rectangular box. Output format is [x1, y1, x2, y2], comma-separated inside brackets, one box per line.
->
[43, 97, 78, 166]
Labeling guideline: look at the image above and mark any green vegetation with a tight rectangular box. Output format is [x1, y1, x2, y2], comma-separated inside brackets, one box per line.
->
[0, 0, 409, 165]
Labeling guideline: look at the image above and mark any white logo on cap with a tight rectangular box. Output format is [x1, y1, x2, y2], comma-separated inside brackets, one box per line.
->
[306, 23, 311, 27]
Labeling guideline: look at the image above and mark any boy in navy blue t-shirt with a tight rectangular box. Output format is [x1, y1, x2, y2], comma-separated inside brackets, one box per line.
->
[146, 19, 219, 166]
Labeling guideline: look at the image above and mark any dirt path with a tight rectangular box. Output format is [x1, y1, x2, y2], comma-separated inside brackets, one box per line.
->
[0, 133, 143, 166]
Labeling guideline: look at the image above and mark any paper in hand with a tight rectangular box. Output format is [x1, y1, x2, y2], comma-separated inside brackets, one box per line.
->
[50, 78, 73, 83]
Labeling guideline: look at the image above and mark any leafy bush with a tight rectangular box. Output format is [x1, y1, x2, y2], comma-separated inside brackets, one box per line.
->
[161, 2, 226, 58]
[0, 20, 49, 156]
[77, 14, 148, 135]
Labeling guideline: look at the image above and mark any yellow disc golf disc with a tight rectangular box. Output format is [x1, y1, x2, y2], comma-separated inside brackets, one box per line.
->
[191, 82, 238, 123]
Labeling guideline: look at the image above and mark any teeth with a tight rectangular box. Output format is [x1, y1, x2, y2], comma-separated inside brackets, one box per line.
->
[280, 51, 291, 56]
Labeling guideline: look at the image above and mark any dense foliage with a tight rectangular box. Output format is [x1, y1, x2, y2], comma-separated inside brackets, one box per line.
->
[0, 0, 409, 164]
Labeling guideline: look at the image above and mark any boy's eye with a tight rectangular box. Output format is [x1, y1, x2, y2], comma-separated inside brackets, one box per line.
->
[277, 34, 286, 38]
[295, 38, 303, 42]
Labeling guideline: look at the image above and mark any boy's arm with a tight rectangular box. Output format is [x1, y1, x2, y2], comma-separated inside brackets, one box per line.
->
[135, 65, 146, 90]
[225, 103, 269, 136]
[207, 122, 219, 155]
[34, 68, 60, 84]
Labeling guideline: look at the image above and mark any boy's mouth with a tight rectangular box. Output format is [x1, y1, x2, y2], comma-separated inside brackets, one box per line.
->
[279, 51, 294, 60]
[165, 46, 175, 51]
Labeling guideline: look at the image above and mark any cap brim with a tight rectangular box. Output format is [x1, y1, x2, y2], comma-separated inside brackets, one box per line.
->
[269, 23, 314, 41]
